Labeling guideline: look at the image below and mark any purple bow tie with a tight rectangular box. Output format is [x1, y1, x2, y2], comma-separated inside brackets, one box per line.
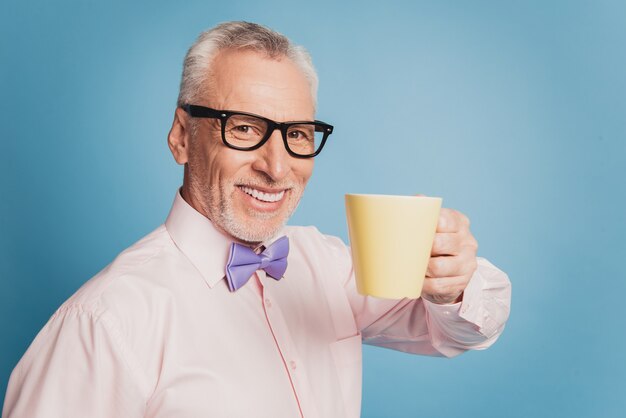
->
[225, 236, 289, 292]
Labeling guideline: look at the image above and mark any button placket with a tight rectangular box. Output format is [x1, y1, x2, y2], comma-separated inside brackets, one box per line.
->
[259, 282, 305, 417]
[258, 273, 320, 418]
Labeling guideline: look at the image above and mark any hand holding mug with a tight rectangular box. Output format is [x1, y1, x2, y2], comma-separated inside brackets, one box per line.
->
[422, 208, 479, 305]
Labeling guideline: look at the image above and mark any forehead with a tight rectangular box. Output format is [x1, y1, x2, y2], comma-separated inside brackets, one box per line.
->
[205, 49, 315, 121]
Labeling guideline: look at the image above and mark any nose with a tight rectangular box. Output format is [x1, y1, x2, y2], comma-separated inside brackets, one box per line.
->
[251, 129, 292, 182]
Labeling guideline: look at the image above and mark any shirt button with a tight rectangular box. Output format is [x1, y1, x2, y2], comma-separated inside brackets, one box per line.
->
[265, 298, 272, 308]
[290, 360, 297, 370]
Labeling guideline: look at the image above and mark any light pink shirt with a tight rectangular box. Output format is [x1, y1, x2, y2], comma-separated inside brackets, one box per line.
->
[3, 190, 511, 418]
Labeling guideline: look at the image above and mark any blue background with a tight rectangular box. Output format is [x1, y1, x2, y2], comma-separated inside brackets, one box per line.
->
[1, 1, 625, 417]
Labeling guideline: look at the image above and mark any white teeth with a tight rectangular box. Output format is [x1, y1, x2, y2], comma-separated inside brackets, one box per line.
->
[240, 186, 285, 203]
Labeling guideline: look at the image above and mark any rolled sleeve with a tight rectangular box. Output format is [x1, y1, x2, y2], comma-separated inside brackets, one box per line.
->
[423, 257, 512, 357]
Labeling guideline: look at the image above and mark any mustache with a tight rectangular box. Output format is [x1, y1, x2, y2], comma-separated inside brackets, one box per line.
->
[233, 177, 299, 190]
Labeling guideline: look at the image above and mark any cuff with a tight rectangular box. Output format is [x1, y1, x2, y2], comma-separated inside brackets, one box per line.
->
[422, 297, 462, 318]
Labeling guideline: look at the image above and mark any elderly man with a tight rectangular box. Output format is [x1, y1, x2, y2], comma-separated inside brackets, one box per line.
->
[3, 21, 511, 418]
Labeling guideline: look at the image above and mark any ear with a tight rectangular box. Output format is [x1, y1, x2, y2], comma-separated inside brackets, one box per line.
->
[168, 107, 192, 165]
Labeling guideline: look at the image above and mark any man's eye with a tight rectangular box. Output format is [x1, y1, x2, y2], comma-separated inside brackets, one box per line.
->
[288, 130, 310, 140]
[234, 125, 252, 133]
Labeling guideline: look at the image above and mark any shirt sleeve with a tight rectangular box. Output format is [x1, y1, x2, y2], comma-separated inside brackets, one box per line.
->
[2, 304, 148, 418]
[328, 235, 512, 358]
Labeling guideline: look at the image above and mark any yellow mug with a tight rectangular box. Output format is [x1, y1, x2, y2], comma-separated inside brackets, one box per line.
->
[345, 194, 442, 299]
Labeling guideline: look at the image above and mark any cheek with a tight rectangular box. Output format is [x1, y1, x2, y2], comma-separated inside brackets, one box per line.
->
[206, 148, 258, 189]
[295, 160, 314, 185]
[186, 143, 221, 193]
[189, 131, 244, 179]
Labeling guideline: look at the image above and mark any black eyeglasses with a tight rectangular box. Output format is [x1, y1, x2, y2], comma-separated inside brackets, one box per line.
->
[181, 104, 334, 158]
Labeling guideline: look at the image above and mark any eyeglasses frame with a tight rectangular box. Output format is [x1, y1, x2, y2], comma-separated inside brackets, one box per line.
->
[181, 104, 334, 158]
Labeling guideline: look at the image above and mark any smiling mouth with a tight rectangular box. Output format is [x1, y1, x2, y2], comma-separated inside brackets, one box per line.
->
[239, 186, 287, 203]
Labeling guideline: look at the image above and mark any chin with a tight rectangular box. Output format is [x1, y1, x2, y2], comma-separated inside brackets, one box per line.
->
[232, 225, 284, 244]
[216, 190, 300, 243]
[221, 213, 287, 244]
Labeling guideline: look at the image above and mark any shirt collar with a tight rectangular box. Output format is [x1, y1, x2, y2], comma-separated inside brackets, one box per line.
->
[164, 188, 232, 288]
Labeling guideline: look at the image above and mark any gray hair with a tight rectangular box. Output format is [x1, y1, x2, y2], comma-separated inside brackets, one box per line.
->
[177, 21, 318, 109]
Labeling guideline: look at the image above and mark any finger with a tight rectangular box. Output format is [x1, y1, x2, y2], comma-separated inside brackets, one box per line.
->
[426, 253, 477, 278]
[464, 234, 479, 254]
[423, 275, 470, 293]
[422, 275, 470, 302]
[431, 233, 462, 256]
[437, 208, 470, 233]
